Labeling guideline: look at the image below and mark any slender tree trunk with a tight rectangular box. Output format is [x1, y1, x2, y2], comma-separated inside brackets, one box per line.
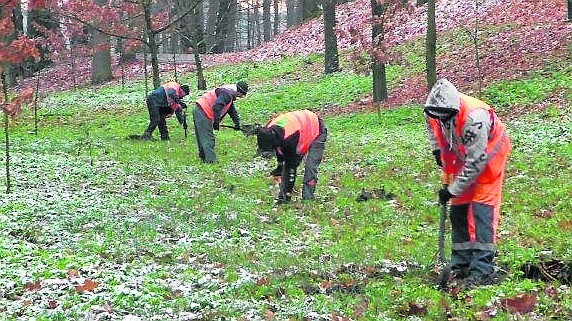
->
[225, 0, 238, 51]
[70, 43, 77, 88]
[143, 1, 161, 88]
[323, 0, 339, 74]
[253, 0, 261, 46]
[472, 0, 482, 96]
[247, 1, 253, 48]
[263, 0, 271, 41]
[206, 0, 221, 52]
[273, 0, 280, 35]
[426, 0, 436, 91]
[568, 0, 572, 21]
[90, 0, 112, 85]
[195, 4, 206, 54]
[143, 43, 149, 95]
[286, 0, 297, 27]
[194, 45, 207, 90]
[1, 72, 11, 194]
[371, 0, 387, 103]
[34, 69, 40, 135]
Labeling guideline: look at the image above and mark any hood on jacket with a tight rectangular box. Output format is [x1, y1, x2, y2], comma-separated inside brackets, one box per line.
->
[424, 78, 460, 120]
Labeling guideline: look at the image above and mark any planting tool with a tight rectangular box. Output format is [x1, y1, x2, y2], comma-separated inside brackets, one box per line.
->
[436, 172, 453, 290]
[127, 134, 144, 140]
[220, 124, 260, 136]
[183, 109, 188, 139]
[436, 202, 452, 289]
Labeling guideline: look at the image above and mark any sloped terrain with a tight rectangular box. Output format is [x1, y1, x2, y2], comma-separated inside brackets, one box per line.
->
[21, 0, 571, 113]
[1, 1, 571, 320]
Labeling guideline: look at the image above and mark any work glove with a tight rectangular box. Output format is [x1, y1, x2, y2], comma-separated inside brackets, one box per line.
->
[438, 187, 454, 205]
[213, 122, 220, 131]
[183, 121, 188, 130]
[432, 149, 443, 167]
[180, 102, 188, 109]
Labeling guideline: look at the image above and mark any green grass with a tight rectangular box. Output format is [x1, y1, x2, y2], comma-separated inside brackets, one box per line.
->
[483, 69, 572, 110]
[1, 43, 571, 320]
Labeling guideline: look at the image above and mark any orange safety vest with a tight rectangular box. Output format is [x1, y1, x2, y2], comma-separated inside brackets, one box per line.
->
[162, 82, 186, 112]
[269, 110, 320, 155]
[429, 94, 511, 205]
[196, 88, 233, 121]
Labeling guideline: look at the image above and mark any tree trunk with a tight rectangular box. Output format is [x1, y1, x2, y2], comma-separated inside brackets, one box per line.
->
[263, 0, 271, 41]
[426, 0, 436, 91]
[194, 46, 207, 90]
[1, 72, 11, 194]
[90, 30, 113, 84]
[143, 1, 161, 88]
[213, 0, 232, 53]
[252, 0, 262, 47]
[286, 0, 297, 27]
[323, 0, 339, 74]
[224, 0, 238, 52]
[90, 0, 113, 84]
[371, 0, 387, 102]
[273, 0, 280, 35]
[247, 1, 253, 48]
[206, 0, 221, 52]
[472, 0, 482, 96]
[568, 0, 572, 21]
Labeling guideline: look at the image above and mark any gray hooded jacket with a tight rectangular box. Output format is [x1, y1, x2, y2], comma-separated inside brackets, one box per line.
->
[424, 79, 494, 196]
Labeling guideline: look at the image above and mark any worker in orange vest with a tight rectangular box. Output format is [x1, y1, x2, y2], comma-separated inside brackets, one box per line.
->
[256, 109, 327, 204]
[193, 81, 248, 163]
[142, 82, 189, 141]
[424, 79, 512, 289]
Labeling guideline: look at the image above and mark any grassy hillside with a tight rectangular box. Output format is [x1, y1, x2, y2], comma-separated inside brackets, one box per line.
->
[1, 50, 571, 319]
[1, 3, 572, 321]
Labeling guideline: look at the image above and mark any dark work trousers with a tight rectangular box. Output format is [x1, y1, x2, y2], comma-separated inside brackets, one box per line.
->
[450, 202, 496, 278]
[144, 98, 169, 140]
[301, 128, 327, 199]
[193, 105, 217, 163]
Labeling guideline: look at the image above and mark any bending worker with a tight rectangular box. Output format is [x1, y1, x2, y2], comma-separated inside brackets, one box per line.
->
[424, 78, 512, 288]
[193, 81, 248, 163]
[142, 82, 189, 141]
[256, 109, 327, 204]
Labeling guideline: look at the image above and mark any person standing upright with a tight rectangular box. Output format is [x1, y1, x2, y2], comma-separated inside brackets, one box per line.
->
[424, 78, 512, 289]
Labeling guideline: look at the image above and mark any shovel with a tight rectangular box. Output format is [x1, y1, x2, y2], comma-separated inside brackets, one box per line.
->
[220, 124, 260, 136]
[436, 172, 453, 290]
[436, 202, 452, 289]
[127, 134, 145, 140]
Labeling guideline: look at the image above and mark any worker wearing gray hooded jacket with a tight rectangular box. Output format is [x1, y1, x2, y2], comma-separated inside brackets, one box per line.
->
[193, 82, 248, 163]
[424, 78, 511, 288]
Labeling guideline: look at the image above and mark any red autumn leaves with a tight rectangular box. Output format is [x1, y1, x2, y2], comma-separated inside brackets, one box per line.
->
[23, 268, 99, 295]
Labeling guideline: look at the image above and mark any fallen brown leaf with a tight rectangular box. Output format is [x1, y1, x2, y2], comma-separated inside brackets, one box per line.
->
[75, 279, 98, 293]
[23, 280, 41, 292]
[500, 293, 537, 314]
